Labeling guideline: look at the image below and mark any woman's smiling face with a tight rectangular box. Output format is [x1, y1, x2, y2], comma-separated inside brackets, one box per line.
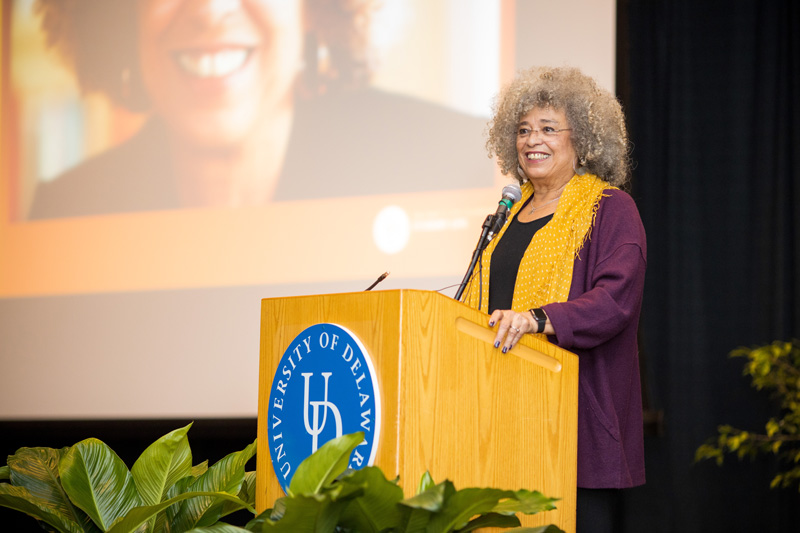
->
[138, 0, 304, 148]
[516, 106, 577, 185]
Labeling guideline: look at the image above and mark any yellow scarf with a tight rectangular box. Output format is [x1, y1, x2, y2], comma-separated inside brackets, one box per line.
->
[462, 173, 614, 315]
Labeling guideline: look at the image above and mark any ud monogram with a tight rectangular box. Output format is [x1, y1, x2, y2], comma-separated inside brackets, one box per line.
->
[302, 372, 343, 453]
[267, 323, 381, 494]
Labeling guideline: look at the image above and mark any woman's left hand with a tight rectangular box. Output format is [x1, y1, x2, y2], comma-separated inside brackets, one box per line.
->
[488, 309, 537, 353]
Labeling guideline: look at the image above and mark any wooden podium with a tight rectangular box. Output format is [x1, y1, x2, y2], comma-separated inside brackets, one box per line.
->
[256, 289, 578, 532]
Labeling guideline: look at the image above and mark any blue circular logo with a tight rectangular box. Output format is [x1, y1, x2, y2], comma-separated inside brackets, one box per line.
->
[267, 323, 382, 493]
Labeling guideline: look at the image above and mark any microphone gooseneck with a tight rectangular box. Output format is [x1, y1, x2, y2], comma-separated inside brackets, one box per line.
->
[365, 271, 390, 291]
[454, 183, 522, 302]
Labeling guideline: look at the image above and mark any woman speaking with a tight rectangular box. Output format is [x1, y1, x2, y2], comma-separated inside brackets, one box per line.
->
[462, 66, 646, 532]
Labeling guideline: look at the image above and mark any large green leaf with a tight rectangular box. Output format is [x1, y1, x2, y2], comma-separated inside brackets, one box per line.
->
[244, 509, 270, 531]
[159, 474, 197, 531]
[131, 424, 194, 533]
[459, 512, 520, 532]
[60, 438, 143, 531]
[261, 494, 336, 532]
[131, 423, 193, 506]
[263, 487, 361, 533]
[0, 465, 9, 480]
[266, 497, 287, 522]
[7, 446, 98, 531]
[491, 490, 558, 516]
[170, 440, 257, 531]
[192, 461, 209, 478]
[416, 471, 435, 495]
[396, 504, 432, 533]
[105, 490, 254, 533]
[507, 526, 564, 533]
[0, 483, 89, 533]
[400, 479, 455, 512]
[336, 466, 404, 532]
[186, 524, 252, 532]
[238, 471, 257, 506]
[396, 479, 458, 533]
[222, 470, 256, 516]
[8, 447, 66, 503]
[425, 487, 515, 532]
[288, 433, 364, 496]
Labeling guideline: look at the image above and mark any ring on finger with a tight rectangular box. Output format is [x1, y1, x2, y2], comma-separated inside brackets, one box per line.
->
[511, 326, 520, 333]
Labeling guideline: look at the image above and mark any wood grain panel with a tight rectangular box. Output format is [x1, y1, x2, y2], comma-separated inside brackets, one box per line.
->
[256, 290, 577, 532]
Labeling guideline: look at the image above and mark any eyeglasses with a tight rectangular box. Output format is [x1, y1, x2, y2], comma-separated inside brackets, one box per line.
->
[517, 126, 572, 138]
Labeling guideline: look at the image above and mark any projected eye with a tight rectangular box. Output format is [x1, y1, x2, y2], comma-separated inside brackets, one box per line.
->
[372, 206, 411, 254]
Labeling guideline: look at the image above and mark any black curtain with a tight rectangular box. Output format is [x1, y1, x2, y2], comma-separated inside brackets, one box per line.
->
[619, 0, 800, 531]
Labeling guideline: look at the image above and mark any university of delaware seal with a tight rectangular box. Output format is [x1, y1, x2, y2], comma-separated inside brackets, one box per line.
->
[267, 323, 382, 493]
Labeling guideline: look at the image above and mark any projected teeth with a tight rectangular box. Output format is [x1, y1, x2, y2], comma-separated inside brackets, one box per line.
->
[175, 49, 251, 78]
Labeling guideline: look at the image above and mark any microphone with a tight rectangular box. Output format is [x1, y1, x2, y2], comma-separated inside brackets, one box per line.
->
[454, 183, 523, 302]
[488, 183, 522, 239]
[365, 271, 389, 291]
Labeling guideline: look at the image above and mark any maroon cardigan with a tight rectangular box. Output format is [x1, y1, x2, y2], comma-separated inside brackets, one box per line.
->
[541, 189, 647, 488]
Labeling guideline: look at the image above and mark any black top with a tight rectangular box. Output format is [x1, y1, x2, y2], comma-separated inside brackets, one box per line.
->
[488, 198, 553, 313]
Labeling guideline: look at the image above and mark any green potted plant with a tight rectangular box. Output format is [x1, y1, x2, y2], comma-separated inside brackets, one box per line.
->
[251, 432, 564, 532]
[0, 422, 256, 532]
[696, 339, 800, 490]
[2, 425, 564, 532]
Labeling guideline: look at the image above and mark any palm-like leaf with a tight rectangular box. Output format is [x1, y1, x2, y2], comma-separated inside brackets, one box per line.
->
[491, 490, 558, 516]
[159, 475, 197, 531]
[243, 509, 270, 531]
[222, 470, 256, 516]
[416, 471, 435, 494]
[186, 524, 253, 532]
[238, 471, 257, 506]
[396, 505, 433, 533]
[192, 461, 209, 478]
[458, 512, 520, 532]
[288, 432, 363, 496]
[264, 482, 364, 533]
[131, 423, 193, 506]
[0, 484, 92, 533]
[60, 438, 143, 531]
[261, 494, 336, 532]
[170, 440, 257, 531]
[400, 479, 454, 512]
[6, 446, 99, 531]
[508, 526, 564, 533]
[336, 466, 403, 532]
[9, 447, 68, 505]
[426, 487, 515, 532]
[105, 490, 254, 533]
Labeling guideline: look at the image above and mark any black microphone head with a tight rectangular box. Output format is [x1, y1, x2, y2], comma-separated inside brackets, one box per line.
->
[501, 183, 523, 204]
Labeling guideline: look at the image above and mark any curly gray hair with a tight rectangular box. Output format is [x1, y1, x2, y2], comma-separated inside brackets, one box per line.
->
[486, 66, 631, 187]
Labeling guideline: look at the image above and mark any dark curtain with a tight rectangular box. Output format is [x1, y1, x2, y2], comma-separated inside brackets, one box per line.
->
[618, 0, 800, 531]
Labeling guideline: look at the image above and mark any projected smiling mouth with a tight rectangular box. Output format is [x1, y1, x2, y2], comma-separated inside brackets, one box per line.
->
[173, 48, 254, 78]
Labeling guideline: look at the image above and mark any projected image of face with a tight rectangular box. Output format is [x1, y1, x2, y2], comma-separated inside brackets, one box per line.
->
[138, 0, 304, 149]
[21, 0, 496, 219]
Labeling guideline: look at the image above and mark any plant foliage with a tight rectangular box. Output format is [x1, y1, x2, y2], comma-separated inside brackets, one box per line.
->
[253, 432, 564, 533]
[0, 423, 256, 532]
[2, 427, 564, 533]
[695, 339, 800, 490]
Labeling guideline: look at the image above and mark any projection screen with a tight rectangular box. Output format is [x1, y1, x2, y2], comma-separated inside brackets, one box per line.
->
[0, 0, 616, 420]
